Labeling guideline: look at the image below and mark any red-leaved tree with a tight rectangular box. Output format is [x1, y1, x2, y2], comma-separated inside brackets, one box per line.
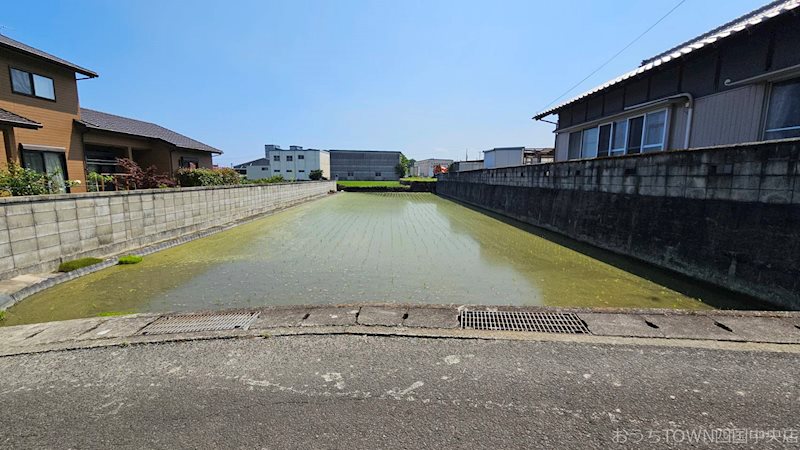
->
[115, 158, 176, 189]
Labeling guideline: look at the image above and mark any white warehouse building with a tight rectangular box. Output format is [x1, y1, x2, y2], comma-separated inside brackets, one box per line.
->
[245, 145, 330, 181]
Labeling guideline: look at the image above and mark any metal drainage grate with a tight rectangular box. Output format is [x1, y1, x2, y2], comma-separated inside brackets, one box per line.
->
[460, 310, 589, 334]
[140, 312, 259, 335]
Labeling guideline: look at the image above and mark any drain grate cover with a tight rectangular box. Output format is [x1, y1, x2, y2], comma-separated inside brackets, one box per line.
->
[460, 310, 589, 334]
[140, 312, 259, 335]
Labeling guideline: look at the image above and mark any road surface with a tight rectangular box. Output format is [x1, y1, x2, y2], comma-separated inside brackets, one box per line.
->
[1, 335, 798, 448]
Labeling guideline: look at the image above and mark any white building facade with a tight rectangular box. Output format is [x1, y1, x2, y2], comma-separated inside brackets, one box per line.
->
[245, 145, 330, 181]
[411, 158, 454, 177]
[483, 147, 553, 169]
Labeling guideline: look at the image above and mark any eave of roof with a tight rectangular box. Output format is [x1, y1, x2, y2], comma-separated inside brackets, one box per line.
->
[0, 107, 41, 129]
[533, 0, 800, 120]
[77, 108, 222, 154]
[0, 34, 98, 78]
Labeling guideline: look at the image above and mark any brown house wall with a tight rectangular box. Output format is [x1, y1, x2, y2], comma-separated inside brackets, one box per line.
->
[0, 49, 87, 190]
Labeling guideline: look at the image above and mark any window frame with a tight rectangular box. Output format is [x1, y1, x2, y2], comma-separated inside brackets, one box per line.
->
[9, 67, 56, 101]
[641, 109, 669, 152]
[597, 122, 613, 157]
[286, 155, 293, 162]
[273, 155, 281, 162]
[763, 78, 800, 140]
[610, 119, 628, 156]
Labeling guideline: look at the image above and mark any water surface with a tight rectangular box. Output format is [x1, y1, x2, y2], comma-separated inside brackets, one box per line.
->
[4, 193, 726, 325]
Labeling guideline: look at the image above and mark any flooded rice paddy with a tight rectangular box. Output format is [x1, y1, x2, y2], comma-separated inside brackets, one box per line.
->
[4, 192, 749, 326]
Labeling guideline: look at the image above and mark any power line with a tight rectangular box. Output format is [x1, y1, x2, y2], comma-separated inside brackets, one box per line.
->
[537, 0, 688, 114]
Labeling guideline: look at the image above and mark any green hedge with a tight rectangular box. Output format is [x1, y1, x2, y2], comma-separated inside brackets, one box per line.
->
[175, 167, 241, 187]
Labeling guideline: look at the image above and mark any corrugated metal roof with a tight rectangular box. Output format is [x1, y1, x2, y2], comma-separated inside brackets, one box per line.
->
[78, 108, 222, 154]
[234, 158, 269, 168]
[533, 0, 800, 120]
[0, 107, 41, 129]
[0, 34, 98, 78]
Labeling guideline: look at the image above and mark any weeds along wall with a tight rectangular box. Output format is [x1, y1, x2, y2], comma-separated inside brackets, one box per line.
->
[437, 140, 800, 309]
[0, 181, 336, 280]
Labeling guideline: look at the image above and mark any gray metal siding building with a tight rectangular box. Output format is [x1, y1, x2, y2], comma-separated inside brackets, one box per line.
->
[329, 150, 403, 181]
[535, 0, 800, 161]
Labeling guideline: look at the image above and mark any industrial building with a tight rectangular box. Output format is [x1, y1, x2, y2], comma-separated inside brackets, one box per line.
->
[238, 145, 330, 181]
[329, 150, 403, 181]
[411, 158, 453, 177]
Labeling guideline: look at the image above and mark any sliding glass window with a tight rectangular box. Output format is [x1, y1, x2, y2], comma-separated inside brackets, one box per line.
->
[765, 78, 800, 140]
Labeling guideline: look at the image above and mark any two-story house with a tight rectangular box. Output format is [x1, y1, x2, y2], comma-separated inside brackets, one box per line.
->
[0, 34, 97, 192]
[0, 34, 222, 192]
[533, 0, 800, 162]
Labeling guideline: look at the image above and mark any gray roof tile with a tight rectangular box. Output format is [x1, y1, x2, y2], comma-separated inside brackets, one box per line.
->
[0, 107, 41, 129]
[534, 0, 800, 119]
[0, 34, 97, 78]
[78, 108, 222, 154]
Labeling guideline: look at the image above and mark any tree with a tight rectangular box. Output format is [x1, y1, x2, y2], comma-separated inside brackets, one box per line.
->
[309, 169, 325, 180]
[397, 153, 411, 177]
[116, 158, 175, 189]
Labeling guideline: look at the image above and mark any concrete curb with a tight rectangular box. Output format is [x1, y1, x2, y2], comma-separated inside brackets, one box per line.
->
[2, 303, 799, 357]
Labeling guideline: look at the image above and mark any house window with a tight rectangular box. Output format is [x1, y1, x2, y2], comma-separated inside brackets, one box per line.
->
[298, 155, 305, 160]
[10, 68, 55, 100]
[273, 155, 280, 161]
[611, 119, 627, 155]
[580, 127, 599, 159]
[597, 124, 612, 157]
[568, 131, 582, 160]
[179, 157, 199, 169]
[765, 78, 800, 140]
[626, 116, 644, 154]
[286, 155, 293, 161]
[642, 110, 667, 152]
[21, 150, 68, 192]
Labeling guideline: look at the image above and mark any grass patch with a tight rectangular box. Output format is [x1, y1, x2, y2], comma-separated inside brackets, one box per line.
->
[0, 310, 5, 321]
[58, 257, 103, 272]
[401, 177, 437, 182]
[96, 311, 134, 317]
[118, 255, 143, 265]
[336, 180, 402, 187]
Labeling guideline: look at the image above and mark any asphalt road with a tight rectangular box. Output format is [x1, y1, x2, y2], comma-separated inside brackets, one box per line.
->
[1, 335, 798, 449]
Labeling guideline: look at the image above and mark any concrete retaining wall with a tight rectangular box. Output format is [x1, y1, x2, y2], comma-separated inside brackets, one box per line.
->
[0, 181, 336, 280]
[437, 139, 800, 309]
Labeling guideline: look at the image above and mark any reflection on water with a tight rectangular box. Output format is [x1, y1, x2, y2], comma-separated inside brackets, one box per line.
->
[5, 192, 738, 326]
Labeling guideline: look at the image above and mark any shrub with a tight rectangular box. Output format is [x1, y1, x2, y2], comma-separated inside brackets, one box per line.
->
[58, 257, 103, 272]
[0, 310, 5, 321]
[116, 158, 176, 189]
[87, 171, 115, 192]
[309, 169, 325, 181]
[247, 175, 285, 184]
[175, 167, 241, 187]
[118, 255, 143, 265]
[0, 162, 59, 196]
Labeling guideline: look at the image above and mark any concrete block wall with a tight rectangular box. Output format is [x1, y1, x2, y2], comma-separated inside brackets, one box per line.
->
[440, 139, 800, 204]
[0, 181, 336, 280]
[437, 139, 800, 309]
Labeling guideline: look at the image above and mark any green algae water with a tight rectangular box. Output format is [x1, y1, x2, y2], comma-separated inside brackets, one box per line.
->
[4, 192, 748, 326]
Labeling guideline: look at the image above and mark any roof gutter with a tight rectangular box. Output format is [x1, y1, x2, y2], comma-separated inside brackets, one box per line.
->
[724, 62, 800, 87]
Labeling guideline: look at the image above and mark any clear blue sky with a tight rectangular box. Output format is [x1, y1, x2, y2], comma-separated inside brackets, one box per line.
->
[3, 0, 767, 165]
